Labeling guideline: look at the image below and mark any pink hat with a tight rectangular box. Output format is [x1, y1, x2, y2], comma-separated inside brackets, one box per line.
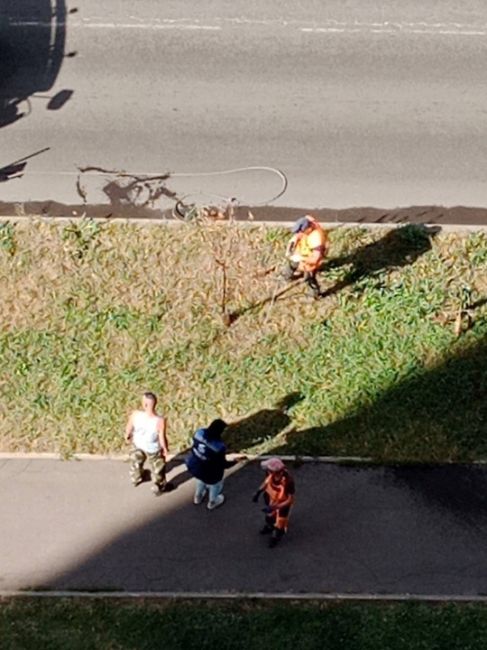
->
[261, 457, 285, 472]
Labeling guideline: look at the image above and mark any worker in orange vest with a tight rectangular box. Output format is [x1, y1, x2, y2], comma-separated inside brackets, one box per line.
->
[284, 215, 328, 298]
[252, 457, 296, 548]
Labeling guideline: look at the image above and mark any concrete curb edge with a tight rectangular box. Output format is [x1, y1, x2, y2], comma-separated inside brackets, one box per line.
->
[2, 590, 487, 602]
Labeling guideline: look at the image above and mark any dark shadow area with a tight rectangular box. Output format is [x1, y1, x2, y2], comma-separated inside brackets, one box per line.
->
[0, 0, 73, 128]
[272, 333, 487, 460]
[382, 464, 487, 531]
[225, 392, 303, 450]
[18, 457, 487, 597]
[321, 224, 439, 298]
[0, 160, 26, 182]
[227, 278, 304, 326]
[0, 146, 50, 183]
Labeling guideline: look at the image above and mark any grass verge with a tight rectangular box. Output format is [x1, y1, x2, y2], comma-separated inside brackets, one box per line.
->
[2, 599, 487, 650]
[0, 220, 486, 460]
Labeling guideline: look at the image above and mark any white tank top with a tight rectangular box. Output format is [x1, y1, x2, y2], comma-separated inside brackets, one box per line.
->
[132, 411, 161, 454]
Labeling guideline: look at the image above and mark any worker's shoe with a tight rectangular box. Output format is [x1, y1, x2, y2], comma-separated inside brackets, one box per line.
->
[268, 529, 284, 548]
[207, 494, 225, 510]
[259, 524, 274, 535]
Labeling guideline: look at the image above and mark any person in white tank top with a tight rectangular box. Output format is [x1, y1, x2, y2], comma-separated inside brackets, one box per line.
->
[126, 392, 169, 495]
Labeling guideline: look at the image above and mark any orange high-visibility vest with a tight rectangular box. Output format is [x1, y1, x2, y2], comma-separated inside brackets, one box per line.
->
[264, 472, 295, 531]
[294, 222, 328, 266]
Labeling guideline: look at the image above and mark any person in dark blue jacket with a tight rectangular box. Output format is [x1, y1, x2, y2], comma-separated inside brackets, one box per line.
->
[186, 419, 244, 510]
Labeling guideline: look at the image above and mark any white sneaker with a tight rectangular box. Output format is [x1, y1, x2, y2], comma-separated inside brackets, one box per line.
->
[207, 494, 225, 510]
[193, 490, 207, 505]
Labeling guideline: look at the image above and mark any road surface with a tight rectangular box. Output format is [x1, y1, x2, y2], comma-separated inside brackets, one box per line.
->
[1, 0, 487, 212]
[2, 458, 487, 597]
[0, 0, 487, 213]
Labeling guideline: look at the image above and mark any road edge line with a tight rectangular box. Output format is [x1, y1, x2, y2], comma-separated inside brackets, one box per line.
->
[2, 590, 487, 602]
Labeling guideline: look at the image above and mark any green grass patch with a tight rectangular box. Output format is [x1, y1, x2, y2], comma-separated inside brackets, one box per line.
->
[0, 220, 486, 460]
[2, 599, 487, 650]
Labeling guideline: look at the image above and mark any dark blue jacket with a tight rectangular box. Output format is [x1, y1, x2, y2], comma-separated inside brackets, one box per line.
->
[186, 428, 235, 484]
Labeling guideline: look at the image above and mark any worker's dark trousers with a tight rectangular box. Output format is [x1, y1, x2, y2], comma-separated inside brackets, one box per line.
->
[284, 261, 321, 297]
[264, 505, 291, 537]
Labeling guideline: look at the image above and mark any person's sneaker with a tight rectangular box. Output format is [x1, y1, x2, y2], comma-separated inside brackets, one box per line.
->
[194, 490, 207, 505]
[207, 494, 225, 510]
[151, 485, 162, 496]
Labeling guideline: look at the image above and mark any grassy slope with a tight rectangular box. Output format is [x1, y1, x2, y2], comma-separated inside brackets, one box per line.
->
[0, 220, 486, 460]
[2, 599, 487, 650]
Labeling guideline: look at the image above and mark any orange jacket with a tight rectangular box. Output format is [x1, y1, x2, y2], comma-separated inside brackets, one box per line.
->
[291, 220, 328, 271]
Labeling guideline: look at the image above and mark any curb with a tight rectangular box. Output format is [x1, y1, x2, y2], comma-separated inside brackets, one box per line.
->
[3, 452, 487, 465]
[2, 590, 487, 603]
[1, 215, 487, 233]
[0, 452, 373, 464]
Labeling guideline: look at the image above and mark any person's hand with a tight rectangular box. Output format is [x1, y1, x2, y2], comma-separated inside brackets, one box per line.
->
[126, 433, 132, 443]
[236, 455, 247, 462]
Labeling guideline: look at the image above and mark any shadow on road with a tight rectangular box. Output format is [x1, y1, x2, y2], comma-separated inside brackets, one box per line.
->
[18, 339, 487, 596]
[0, 146, 51, 183]
[0, 0, 74, 128]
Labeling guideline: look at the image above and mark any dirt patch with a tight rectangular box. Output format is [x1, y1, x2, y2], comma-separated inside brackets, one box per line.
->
[1, 201, 487, 226]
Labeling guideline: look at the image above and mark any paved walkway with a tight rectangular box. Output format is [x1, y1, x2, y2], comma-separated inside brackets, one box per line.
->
[1, 458, 487, 597]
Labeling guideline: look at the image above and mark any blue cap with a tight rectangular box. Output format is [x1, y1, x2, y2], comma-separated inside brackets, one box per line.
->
[292, 217, 311, 234]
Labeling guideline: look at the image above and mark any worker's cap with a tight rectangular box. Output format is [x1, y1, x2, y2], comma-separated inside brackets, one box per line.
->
[291, 216, 314, 233]
[261, 457, 285, 472]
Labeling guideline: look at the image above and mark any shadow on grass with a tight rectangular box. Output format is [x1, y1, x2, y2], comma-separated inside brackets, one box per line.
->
[271, 333, 487, 461]
[226, 279, 302, 326]
[321, 224, 439, 298]
[225, 392, 303, 450]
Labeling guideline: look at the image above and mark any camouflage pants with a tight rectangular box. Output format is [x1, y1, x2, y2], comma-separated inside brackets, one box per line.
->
[129, 447, 166, 488]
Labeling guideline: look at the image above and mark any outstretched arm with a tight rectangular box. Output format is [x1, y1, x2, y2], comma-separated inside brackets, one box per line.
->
[252, 479, 267, 502]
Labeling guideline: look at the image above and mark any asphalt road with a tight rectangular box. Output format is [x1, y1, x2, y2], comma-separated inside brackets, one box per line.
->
[1, 0, 487, 212]
[2, 458, 487, 597]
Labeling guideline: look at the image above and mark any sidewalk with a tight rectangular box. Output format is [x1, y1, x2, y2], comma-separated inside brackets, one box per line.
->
[1, 458, 487, 598]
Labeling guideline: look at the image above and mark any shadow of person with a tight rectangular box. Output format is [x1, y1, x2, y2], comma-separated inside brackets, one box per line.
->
[163, 393, 303, 490]
[225, 392, 303, 451]
[321, 224, 439, 299]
